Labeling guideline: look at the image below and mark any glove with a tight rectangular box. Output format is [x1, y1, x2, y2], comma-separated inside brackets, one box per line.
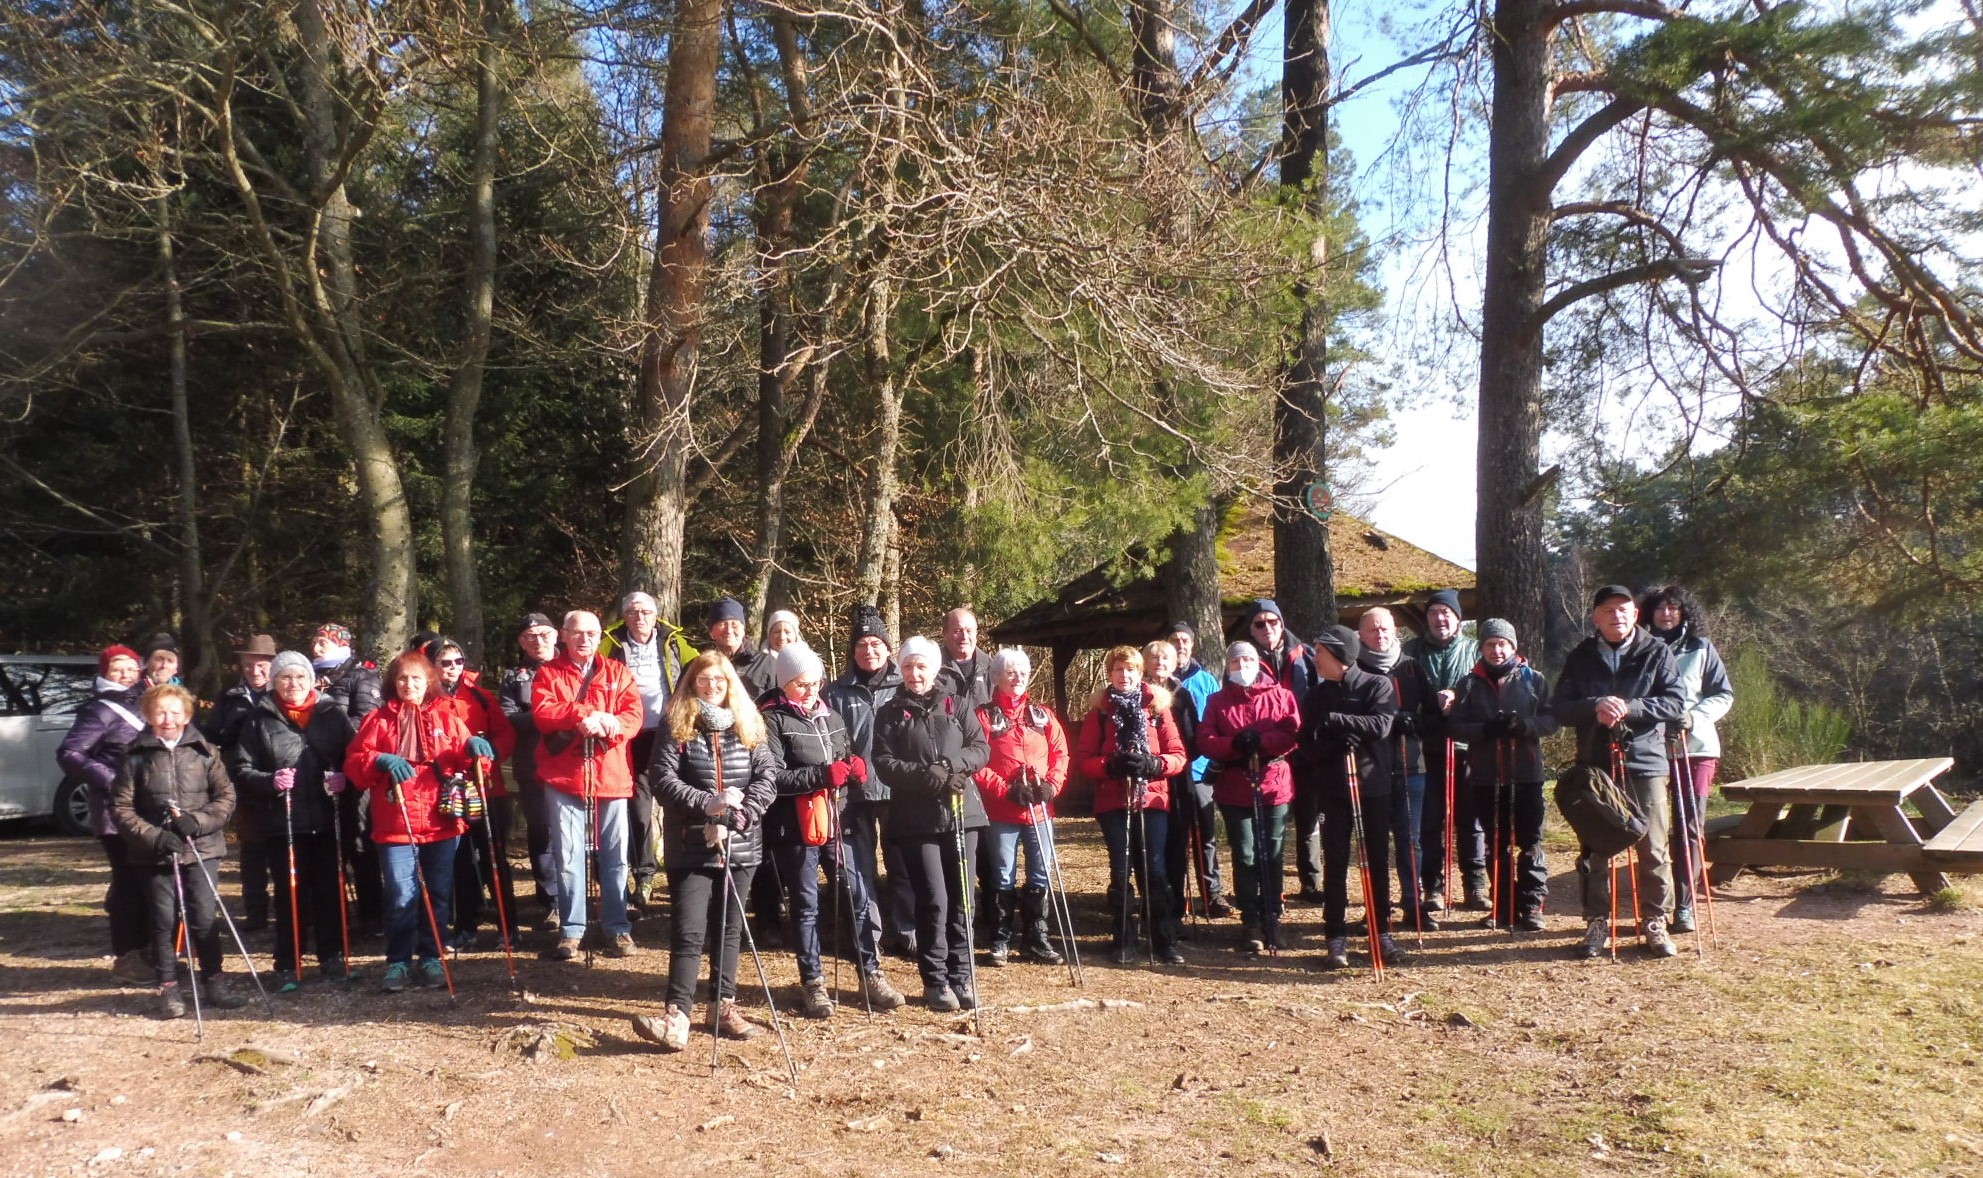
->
[1393, 712, 1420, 736]
[1503, 714, 1533, 739]
[155, 830, 189, 856]
[324, 771, 348, 796]
[702, 791, 731, 818]
[1136, 753, 1166, 780]
[273, 768, 297, 793]
[1681, 713, 1695, 732]
[923, 761, 953, 791]
[946, 772, 969, 797]
[1231, 729, 1261, 758]
[1104, 752, 1136, 780]
[825, 760, 852, 789]
[703, 823, 731, 850]
[582, 712, 620, 739]
[465, 736, 496, 760]
[167, 811, 200, 837]
[846, 755, 869, 784]
[724, 807, 753, 833]
[373, 753, 415, 784]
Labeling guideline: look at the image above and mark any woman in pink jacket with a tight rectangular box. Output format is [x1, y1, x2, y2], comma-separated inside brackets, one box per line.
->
[1193, 641, 1301, 955]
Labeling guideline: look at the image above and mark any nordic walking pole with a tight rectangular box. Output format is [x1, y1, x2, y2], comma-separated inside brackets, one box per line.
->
[1034, 800, 1083, 987]
[721, 855, 801, 1087]
[282, 787, 302, 984]
[582, 736, 600, 970]
[1399, 733, 1424, 949]
[951, 786, 983, 1036]
[1248, 752, 1278, 956]
[828, 790, 869, 1019]
[1345, 751, 1384, 981]
[1670, 761, 1702, 959]
[328, 781, 352, 964]
[169, 803, 275, 1015]
[476, 762, 519, 993]
[1683, 744, 1719, 947]
[1499, 738, 1516, 936]
[1443, 739, 1457, 909]
[1487, 737, 1503, 930]
[1132, 776, 1155, 965]
[392, 787, 456, 1000]
[169, 855, 204, 1041]
[709, 835, 729, 1075]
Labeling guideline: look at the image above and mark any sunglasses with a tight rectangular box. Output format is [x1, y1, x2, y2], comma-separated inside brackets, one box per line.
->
[1251, 618, 1280, 628]
[439, 657, 465, 667]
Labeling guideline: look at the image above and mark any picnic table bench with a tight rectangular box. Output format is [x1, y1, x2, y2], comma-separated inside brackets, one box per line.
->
[1706, 757, 1983, 895]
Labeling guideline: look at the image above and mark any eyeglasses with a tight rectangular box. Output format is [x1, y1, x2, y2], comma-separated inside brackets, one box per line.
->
[695, 673, 727, 686]
[438, 657, 465, 667]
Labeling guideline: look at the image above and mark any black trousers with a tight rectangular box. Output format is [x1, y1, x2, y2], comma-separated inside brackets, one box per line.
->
[1476, 780, 1549, 921]
[516, 773, 556, 904]
[143, 859, 222, 984]
[266, 830, 344, 972]
[453, 795, 519, 938]
[238, 836, 271, 923]
[900, 830, 979, 990]
[1164, 779, 1223, 913]
[843, 800, 915, 942]
[338, 790, 384, 927]
[1323, 789, 1395, 938]
[627, 730, 660, 886]
[99, 835, 151, 958]
[1292, 766, 1326, 893]
[665, 863, 757, 1009]
[1419, 742, 1475, 897]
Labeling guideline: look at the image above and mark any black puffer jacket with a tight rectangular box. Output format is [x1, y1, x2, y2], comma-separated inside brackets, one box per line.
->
[112, 730, 235, 867]
[202, 680, 263, 752]
[1447, 661, 1559, 783]
[318, 657, 383, 722]
[1298, 666, 1398, 798]
[1552, 628, 1686, 778]
[228, 695, 358, 840]
[875, 689, 990, 838]
[826, 663, 901, 804]
[762, 698, 854, 847]
[650, 724, 777, 871]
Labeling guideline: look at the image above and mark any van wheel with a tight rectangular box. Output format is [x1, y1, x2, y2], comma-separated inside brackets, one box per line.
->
[53, 778, 92, 837]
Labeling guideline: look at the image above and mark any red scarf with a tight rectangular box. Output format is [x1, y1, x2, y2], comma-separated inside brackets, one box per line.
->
[281, 692, 318, 731]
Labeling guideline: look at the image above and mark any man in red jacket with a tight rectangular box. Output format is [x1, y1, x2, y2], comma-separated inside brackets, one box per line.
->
[531, 610, 645, 961]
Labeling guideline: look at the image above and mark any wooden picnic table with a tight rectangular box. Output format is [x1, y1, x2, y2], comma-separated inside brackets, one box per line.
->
[1706, 757, 1983, 895]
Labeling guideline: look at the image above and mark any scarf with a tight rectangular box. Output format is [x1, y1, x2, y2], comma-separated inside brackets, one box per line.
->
[1483, 658, 1518, 681]
[281, 692, 318, 730]
[312, 646, 352, 672]
[1108, 687, 1149, 756]
[696, 698, 736, 732]
[1359, 643, 1401, 675]
[1651, 623, 1688, 649]
[396, 701, 432, 763]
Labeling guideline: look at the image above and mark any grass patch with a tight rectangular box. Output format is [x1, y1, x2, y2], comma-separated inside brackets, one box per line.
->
[1925, 885, 1971, 912]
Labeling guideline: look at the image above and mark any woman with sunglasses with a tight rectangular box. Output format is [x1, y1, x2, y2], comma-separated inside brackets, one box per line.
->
[424, 638, 515, 952]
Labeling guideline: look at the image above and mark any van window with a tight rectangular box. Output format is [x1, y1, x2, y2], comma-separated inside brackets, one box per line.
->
[0, 664, 98, 717]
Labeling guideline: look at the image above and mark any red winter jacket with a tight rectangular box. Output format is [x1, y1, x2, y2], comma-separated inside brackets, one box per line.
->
[973, 694, 1069, 826]
[1196, 678, 1302, 807]
[343, 698, 472, 845]
[435, 677, 517, 797]
[530, 654, 643, 801]
[1077, 683, 1188, 813]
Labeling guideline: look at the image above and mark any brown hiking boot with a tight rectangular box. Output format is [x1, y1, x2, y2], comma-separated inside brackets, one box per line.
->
[602, 933, 636, 959]
[861, 971, 906, 1012]
[540, 936, 580, 961]
[716, 999, 760, 1040]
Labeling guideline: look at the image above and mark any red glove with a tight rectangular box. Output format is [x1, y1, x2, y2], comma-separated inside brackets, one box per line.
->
[846, 755, 869, 784]
[825, 760, 852, 789]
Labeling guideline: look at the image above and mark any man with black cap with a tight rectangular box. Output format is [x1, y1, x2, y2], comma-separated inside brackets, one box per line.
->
[1165, 621, 1230, 918]
[827, 604, 917, 957]
[1302, 625, 1398, 969]
[707, 595, 780, 703]
[207, 634, 277, 930]
[1244, 599, 1325, 900]
[1404, 588, 1481, 912]
[500, 613, 561, 918]
[1553, 585, 1686, 959]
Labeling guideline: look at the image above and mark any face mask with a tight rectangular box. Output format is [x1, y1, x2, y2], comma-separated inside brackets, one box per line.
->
[1227, 664, 1259, 687]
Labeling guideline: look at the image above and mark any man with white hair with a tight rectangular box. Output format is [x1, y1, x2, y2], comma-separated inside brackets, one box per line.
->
[531, 610, 645, 960]
[602, 591, 695, 909]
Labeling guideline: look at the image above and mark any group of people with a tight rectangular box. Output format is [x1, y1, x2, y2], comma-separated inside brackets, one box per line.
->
[57, 581, 1731, 1041]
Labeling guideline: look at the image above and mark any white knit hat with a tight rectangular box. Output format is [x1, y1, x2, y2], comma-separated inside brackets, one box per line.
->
[775, 641, 824, 687]
[897, 635, 941, 667]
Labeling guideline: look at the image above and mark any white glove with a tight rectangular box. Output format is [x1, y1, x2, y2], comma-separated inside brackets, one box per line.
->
[582, 712, 620, 739]
[702, 792, 730, 818]
[721, 787, 744, 810]
[703, 823, 731, 849]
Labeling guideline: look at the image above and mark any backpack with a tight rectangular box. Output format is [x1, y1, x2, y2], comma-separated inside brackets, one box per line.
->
[1554, 763, 1647, 859]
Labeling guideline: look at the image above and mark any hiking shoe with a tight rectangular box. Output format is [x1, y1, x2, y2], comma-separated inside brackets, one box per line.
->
[632, 1004, 692, 1052]
[380, 961, 412, 992]
[448, 929, 481, 954]
[1424, 889, 1448, 914]
[540, 936, 580, 961]
[112, 951, 154, 986]
[1109, 943, 1136, 966]
[986, 943, 1009, 967]
[1580, 918, 1611, 959]
[716, 1000, 760, 1040]
[537, 912, 561, 933]
[603, 933, 637, 959]
[1514, 911, 1546, 933]
[1462, 877, 1490, 911]
[1294, 888, 1326, 906]
[320, 955, 356, 983]
[1377, 933, 1405, 963]
[1241, 925, 1266, 956]
[881, 934, 918, 961]
[1643, 918, 1678, 958]
[1320, 937, 1350, 970]
[800, 976, 834, 1019]
[202, 974, 248, 1010]
[1414, 910, 1444, 932]
[273, 969, 301, 994]
[632, 877, 656, 909]
[157, 981, 187, 1019]
[419, 958, 447, 989]
[952, 980, 978, 1010]
[862, 971, 907, 1011]
[1669, 907, 1696, 934]
[1207, 896, 1237, 919]
[924, 984, 960, 1013]
[1157, 945, 1186, 966]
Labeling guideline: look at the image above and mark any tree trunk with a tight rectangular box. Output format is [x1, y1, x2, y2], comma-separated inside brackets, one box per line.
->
[158, 186, 210, 681]
[441, 0, 504, 664]
[1166, 498, 1227, 649]
[1476, 0, 1552, 642]
[625, 0, 720, 624]
[292, 0, 416, 657]
[1273, 0, 1336, 638]
[852, 39, 910, 608]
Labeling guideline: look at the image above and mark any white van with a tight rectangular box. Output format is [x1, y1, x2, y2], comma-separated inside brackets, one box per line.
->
[0, 655, 103, 835]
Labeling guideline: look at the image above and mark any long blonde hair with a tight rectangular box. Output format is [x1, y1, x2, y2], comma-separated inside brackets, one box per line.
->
[666, 651, 766, 747]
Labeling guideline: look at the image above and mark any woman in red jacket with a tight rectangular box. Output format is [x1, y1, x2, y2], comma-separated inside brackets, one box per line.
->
[1194, 641, 1301, 955]
[1077, 646, 1187, 966]
[344, 651, 477, 993]
[972, 648, 1068, 968]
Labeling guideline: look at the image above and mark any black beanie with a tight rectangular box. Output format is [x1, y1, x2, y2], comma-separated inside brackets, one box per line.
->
[849, 603, 892, 648]
[1426, 589, 1463, 620]
[1313, 624, 1362, 669]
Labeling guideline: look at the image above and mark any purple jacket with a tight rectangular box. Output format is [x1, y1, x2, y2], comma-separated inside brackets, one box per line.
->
[57, 681, 146, 837]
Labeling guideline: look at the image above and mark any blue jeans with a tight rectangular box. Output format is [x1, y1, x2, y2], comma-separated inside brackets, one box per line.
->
[987, 822, 1051, 890]
[1391, 773, 1426, 913]
[380, 837, 459, 964]
[1097, 808, 1173, 950]
[549, 788, 630, 939]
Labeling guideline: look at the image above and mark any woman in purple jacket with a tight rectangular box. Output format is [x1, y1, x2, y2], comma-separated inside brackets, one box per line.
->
[57, 645, 152, 981]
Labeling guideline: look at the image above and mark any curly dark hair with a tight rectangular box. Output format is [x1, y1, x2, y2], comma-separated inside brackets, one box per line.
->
[1638, 584, 1709, 639]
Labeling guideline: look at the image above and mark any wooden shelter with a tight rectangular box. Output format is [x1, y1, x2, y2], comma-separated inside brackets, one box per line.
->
[990, 504, 1476, 710]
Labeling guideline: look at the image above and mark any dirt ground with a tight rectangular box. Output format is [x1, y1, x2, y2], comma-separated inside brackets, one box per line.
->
[3, 820, 1982, 1178]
